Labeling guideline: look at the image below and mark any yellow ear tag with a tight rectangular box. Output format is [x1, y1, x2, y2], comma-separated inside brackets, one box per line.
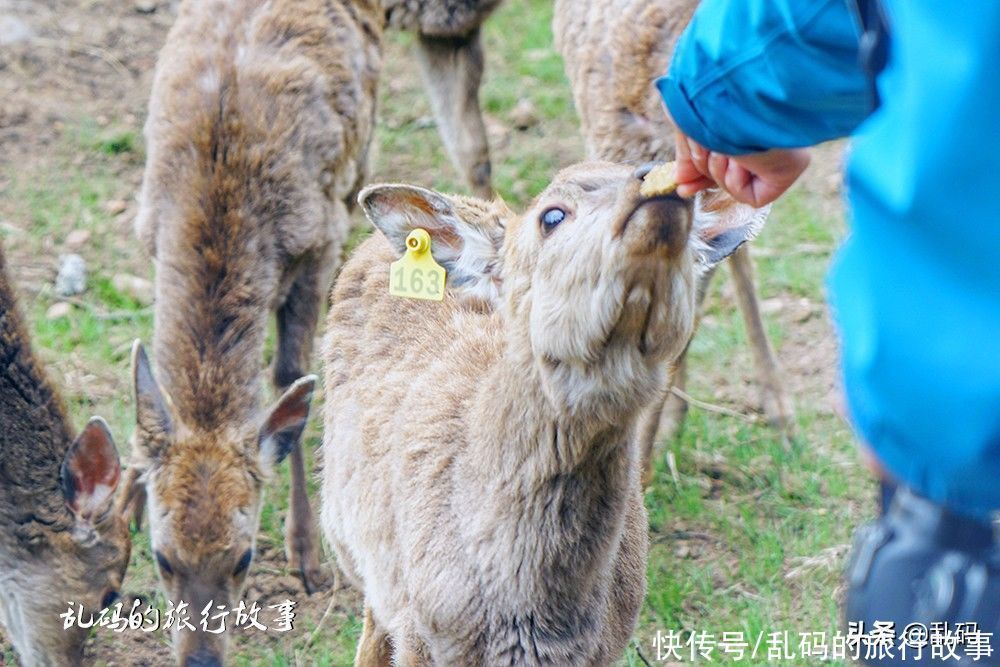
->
[389, 229, 447, 301]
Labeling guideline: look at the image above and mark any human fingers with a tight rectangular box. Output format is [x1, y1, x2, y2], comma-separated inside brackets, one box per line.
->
[684, 136, 710, 178]
[673, 130, 701, 183]
[707, 151, 730, 189]
[676, 176, 716, 198]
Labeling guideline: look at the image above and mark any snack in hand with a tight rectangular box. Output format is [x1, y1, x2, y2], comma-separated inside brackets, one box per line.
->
[640, 161, 678, 198]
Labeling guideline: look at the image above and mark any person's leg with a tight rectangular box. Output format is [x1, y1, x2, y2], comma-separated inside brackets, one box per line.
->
[845, 485, 999, 665]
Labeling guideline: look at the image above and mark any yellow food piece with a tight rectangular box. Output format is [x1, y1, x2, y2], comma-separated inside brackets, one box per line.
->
[640, 161, 678, 198]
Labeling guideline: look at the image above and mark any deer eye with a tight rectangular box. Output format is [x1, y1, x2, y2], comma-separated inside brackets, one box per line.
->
[155, 550, 173, 576]
[100, 590, 120, 610]
[233, 549, 253, 577]
[540, 207, 567, 234]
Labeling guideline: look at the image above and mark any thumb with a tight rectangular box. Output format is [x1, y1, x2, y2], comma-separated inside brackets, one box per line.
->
[674, 131, 705, 182]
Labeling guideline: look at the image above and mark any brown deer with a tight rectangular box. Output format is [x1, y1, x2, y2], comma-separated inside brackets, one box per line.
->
[384, 0, 504, 198]
[0, 243, 130, 666]
[127, 0, 381, 663]
[554, 0, 793, 483]
[320, 162, 768, 665]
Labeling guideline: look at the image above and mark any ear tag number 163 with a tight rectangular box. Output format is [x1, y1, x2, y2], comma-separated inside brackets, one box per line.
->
[389, 229, 447, 302]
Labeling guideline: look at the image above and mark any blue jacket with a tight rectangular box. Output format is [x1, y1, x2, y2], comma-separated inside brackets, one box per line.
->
[658, 0, 1000, 519]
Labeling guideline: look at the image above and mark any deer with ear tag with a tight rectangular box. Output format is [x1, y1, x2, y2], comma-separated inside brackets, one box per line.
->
[0, 243, 130, 667]
[554, 0, 793, 484]
[320, 161, 767, 665]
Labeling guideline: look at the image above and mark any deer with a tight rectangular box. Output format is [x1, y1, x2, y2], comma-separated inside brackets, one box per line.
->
[319, 161, 768, 665]
[554, 0, 793, 484]
[0, 243, 131, 666]
[383, 0, 504, 198]
[125, 0, 382, 663]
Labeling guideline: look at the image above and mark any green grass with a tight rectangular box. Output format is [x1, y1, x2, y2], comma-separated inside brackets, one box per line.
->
[74, 118, 140, 157]
[0, 0, 873, 664]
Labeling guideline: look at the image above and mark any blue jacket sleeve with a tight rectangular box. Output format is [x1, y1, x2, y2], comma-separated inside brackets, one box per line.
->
[658, 0, 872, 154]
[829, 0, 1000, 519]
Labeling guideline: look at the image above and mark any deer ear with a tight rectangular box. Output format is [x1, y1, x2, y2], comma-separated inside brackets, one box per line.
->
[132, 340, 173, 457]
[692, 193, 771, 268]
[260, 375, 316, 468]
[359, 184, 503, 302]
[62, 417, 121, 524]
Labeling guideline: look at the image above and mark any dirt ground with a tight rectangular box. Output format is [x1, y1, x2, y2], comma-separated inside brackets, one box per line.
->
[0, 0, 854, 664]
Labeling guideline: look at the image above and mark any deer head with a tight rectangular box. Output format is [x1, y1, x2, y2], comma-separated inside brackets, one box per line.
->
[125, 341, 314, 666]
[360, 161, 766, 420]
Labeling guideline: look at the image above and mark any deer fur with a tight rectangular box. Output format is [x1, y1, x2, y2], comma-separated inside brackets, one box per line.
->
[384, 0, 503, 198]
[320, 162, 767, 665]
[0, 243, 130, 667]
[554, 0, 792, 483]
[129, 0, 381, 663]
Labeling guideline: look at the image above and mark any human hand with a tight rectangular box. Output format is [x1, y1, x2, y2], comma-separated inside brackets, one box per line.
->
[674, 131, 811, 207]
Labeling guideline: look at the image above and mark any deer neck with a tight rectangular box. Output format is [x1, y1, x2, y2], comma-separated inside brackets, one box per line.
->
[0, 258, 74, 533]
[461, 332, 643, 606]
[151, 221, 273, 431]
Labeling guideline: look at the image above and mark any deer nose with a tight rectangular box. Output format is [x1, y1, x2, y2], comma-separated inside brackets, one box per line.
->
[633, 162, 660, 181]
[184, 650, 221, 667]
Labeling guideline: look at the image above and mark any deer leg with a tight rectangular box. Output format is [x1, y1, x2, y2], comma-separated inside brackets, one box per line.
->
[355, 605, 394, 667]
[274, 256, 331, 595]
[638, 347, 690, 487]
[637, 266, 717, 485]
[415, 28, 493, 199]
[727, 245, 793, 431]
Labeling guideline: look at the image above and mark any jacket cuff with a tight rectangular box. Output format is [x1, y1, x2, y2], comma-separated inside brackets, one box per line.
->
[657, 75, 766, 156]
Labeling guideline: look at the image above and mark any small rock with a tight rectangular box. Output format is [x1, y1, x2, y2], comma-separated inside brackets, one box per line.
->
[104, 199, 128, 216]
[0, 221, 23, 236]
[135, 0, 157, 13]
[59, 17, 81, 35]
[509, 98, 539, 131]
[0, 15, 34, 47]
[793, 242, 827, 256]
[793, 298, 821, 323]
[413, 115, 435, 130]
[55, 254, 87, 297]
[112, 273, 154, 306]
[46, 302, 73, 320]
[65, 229, 92, 249]
[484, 114, 511, 150]
[751, 246, 778, 258]
[761, 297, 785, 315]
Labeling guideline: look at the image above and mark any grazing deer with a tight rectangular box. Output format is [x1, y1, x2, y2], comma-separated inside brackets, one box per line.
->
[554, 0, 793, 483]
[384, 0, 503, 198]
[0, 243, 130, 666]
[320, 161, 767, 665]
[128, 0, 381, 663]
